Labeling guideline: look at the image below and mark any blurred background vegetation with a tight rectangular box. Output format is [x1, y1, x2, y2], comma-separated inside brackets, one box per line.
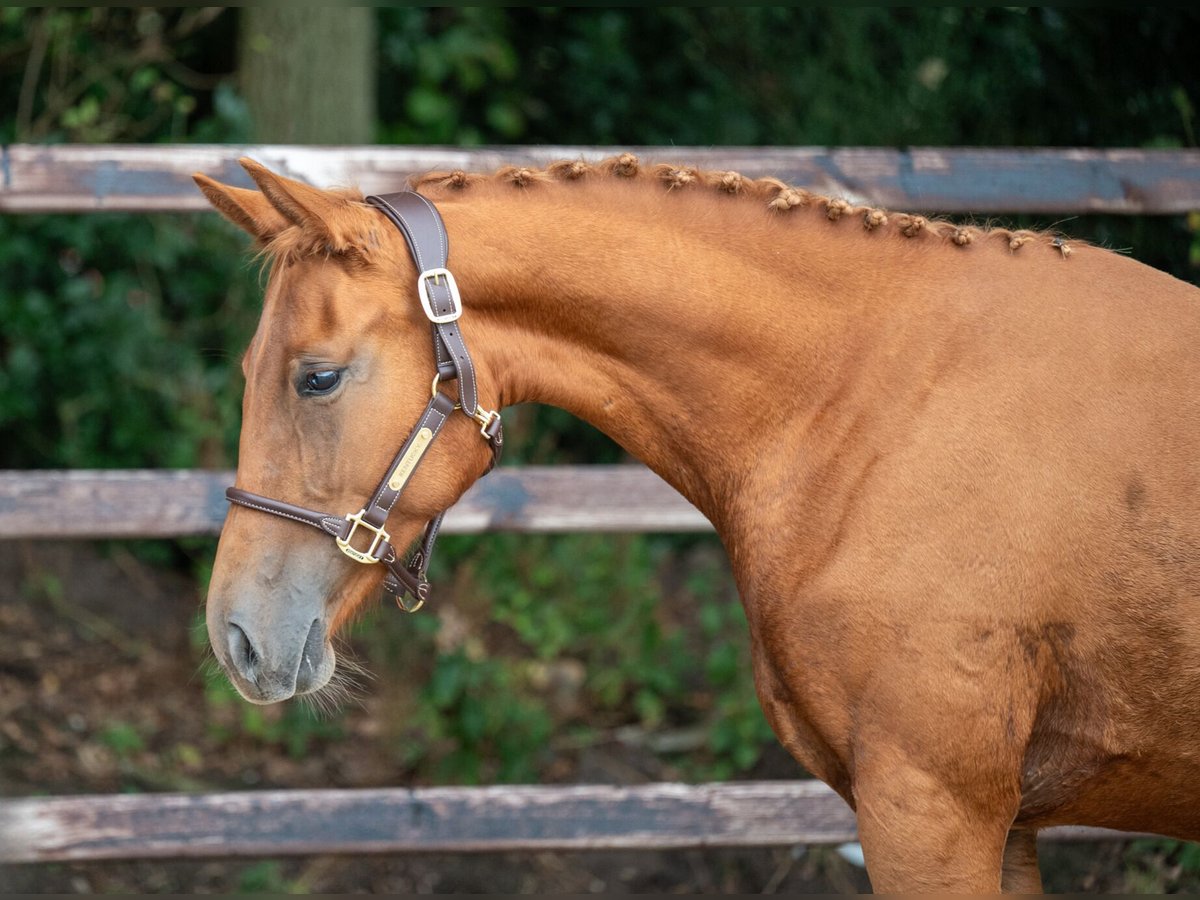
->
[1, 7, 1199, 891]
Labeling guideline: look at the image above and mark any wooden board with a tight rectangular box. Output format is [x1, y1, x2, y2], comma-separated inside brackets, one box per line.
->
[0, 780, 1142, 863]
[3, 144, 1199, 215]
[0, 466, 712, 538]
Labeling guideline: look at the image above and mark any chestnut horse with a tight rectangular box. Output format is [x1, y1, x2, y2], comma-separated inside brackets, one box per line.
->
[196, 155, 1200, 893]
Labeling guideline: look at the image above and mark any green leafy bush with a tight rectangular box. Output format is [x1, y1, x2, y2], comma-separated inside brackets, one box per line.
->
[0, 213, 258, 469]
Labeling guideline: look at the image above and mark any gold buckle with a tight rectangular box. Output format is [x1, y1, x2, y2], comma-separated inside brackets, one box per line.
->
[433, 373, 501, 439]
[471, 405, 501, 438]
[336, 510, 389, 564]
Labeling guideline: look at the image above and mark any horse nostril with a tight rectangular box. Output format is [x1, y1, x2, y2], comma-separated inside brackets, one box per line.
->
[295, 618, 326, 692]
[227, 622, 260, 679]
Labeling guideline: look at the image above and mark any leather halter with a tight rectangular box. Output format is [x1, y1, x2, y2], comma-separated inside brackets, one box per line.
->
[225, 191, 503, 612]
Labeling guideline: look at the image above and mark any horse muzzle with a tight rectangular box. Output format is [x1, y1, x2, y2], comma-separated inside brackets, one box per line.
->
[211, 604, 336, 704]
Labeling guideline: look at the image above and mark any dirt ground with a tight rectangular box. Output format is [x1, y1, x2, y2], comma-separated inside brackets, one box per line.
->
[0, 540, 1187, 894]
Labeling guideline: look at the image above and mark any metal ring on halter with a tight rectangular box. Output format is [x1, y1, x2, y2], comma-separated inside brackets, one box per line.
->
[430, 373, 463, 410]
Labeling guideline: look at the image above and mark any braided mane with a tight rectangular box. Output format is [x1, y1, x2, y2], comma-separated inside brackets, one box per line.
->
[408, 152, 1072, 258]
[261, 153, 1073, 266]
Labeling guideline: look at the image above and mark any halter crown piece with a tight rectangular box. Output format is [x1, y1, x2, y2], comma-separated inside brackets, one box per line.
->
[225, 191, 504, 613]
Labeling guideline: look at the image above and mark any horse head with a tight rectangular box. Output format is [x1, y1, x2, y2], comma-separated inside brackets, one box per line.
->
[195, 160, 497, 704]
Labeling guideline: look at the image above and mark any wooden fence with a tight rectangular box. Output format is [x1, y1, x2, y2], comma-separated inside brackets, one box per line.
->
[2, 144, 1196, 865]
[4, 144, 1200, 215]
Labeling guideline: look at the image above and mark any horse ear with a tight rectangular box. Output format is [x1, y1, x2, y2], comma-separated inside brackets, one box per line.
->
[193, 173, 289, 242]
[237, 157, 348, 236]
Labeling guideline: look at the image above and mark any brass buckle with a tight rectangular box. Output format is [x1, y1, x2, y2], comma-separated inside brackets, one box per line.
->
[472, 405, 501, 438]
[336, 510, 389, 564]
[432, 374, 500, 437]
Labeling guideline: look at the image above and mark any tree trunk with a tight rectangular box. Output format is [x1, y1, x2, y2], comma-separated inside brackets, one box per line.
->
[238, 7, 375, 144]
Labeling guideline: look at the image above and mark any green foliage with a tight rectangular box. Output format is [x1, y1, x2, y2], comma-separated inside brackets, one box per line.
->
[1190, 212, 1200, 270]
[472, 534, 685, 718]
[98, 721, 145, 759]
[0, 213, 259, 469]
[1123, 839, 1200, 893]
[236, 860, 295, 895]
[0, 9, 254, 472]
[696, 594, 776, 780]
[415, 649, 554, 784]
[374, 8, 1200, 150]
[0, 8, 235, 143]
[367, 531, 776, 784]
[377, 8, 524, 145]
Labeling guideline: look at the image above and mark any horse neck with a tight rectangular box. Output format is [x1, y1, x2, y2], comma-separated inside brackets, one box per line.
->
[433, 180, 940, 536]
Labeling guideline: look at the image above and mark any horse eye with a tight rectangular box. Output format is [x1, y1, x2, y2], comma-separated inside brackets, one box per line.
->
[301, 369, 341, 395]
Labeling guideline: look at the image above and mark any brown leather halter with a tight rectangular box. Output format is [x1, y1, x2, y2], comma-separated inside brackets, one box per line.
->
[225, 191, 503, 612]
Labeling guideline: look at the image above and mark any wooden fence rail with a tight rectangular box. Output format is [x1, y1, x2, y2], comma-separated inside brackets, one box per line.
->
[0, 782, 1139, 864]
[3, 144, 1200, 215]
[2, 144, 1193, 866]
[0, 466, 710, 539]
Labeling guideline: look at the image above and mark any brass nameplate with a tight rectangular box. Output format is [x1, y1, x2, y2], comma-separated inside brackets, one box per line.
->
[387, 427, 434, 491]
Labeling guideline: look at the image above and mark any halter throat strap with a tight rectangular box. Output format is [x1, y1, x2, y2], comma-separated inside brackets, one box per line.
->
[225, 190, 503, 612]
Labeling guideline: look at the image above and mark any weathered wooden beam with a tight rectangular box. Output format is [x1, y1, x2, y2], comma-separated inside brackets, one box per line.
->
[0, 466, 712, 539]
[0, 781, 1144, 863]
[3, 144, 1198, 215]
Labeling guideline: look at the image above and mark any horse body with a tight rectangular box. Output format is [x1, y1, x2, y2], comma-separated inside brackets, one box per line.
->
[197, 158, 1200, 892]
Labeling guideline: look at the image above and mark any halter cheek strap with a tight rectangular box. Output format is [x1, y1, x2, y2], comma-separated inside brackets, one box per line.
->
[225, 191, 503, 613]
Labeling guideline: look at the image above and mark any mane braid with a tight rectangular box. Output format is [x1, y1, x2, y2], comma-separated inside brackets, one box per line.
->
[408, 154, 1074, 257]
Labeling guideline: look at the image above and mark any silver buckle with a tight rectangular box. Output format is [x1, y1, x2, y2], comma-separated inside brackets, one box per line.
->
[417, 268, 462, 324]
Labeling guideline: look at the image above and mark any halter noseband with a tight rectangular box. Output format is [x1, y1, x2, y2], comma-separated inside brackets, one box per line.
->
[225, 191, 503, 612]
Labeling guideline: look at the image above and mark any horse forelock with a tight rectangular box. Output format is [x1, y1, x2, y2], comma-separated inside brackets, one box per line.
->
[257, 186, 383, 269]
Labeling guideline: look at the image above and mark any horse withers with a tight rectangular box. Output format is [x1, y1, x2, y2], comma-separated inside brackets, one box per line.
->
[196, 155, 1200, 892]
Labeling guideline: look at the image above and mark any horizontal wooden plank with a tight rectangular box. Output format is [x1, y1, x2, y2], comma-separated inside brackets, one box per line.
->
[0, 466, 712, 539]
[3, 144, 1198, 215]
[0, 780, 1146, 863]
